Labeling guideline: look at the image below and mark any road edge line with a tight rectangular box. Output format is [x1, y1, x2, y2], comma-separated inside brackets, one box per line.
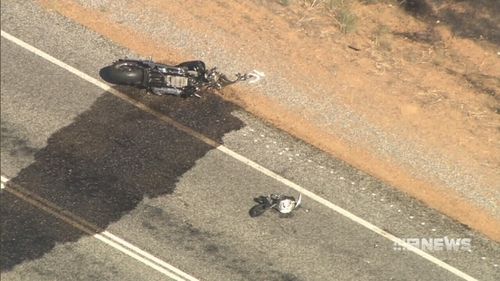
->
[0, 30, 479, 281]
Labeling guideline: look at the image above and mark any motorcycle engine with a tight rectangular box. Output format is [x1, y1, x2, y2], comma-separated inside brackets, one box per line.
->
[165, 75, 189, 88]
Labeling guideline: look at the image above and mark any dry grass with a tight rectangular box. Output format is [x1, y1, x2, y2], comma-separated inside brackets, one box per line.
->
[336, 8, 357, 33]
[279, 0, 291, 6]
[276, 0, 359, 33]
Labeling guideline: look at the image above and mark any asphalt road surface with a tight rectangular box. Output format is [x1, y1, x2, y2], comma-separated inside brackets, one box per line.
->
[1, 1, 499, 280]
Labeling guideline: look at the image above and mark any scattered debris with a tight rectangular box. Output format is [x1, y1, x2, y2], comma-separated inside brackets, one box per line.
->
[348, 45, 361, 51]
[249, 193, 302, 217]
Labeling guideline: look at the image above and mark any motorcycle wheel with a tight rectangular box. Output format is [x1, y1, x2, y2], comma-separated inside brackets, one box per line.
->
[176, 60, 206, 72]
[249, 203, 268, 217]
[99, 62, 144, 86]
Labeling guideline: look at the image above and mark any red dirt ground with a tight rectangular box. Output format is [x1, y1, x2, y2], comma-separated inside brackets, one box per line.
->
[38, 0, 499, 240]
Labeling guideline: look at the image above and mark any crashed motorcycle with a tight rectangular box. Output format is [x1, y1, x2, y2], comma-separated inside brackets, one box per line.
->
[249, 194, 302, 217]
[99, 59, 251, 98]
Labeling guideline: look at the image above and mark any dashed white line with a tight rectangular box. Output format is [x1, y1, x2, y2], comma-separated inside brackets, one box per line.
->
[1, 30, 479, 281]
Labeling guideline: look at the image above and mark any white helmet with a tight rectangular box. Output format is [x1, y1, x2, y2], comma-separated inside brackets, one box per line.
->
[277, 194, 302, 213]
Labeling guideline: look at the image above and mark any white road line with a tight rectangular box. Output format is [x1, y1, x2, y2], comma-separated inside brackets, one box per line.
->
[1, 30, 478, 281]
[0, 176, 199, 281]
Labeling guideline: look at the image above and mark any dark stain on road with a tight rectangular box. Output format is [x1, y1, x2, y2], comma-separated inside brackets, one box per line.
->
[1, 86, 303, 280]
[1, 124, 38, 158]
[1, 87, 241, 270]
[138, 203, 304, 281]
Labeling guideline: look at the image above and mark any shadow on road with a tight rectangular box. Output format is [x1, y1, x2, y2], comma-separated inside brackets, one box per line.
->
[1, 87, 242, 270]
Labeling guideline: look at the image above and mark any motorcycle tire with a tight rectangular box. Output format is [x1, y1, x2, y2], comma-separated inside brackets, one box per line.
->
[176, 60, 206, 72]
[249, 203, 269, 217]
[99, 61, 144, 86]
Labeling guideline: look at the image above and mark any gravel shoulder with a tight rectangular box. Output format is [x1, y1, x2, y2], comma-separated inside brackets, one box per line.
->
[8, 0, 500, 240]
